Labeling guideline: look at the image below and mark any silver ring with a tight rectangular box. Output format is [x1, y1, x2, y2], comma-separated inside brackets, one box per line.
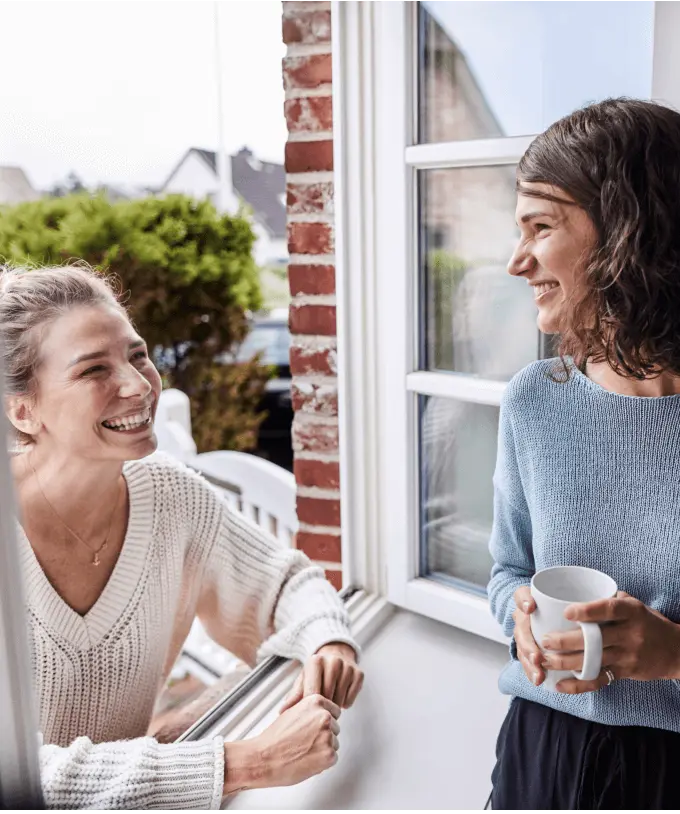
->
[604, 668, 615, 686]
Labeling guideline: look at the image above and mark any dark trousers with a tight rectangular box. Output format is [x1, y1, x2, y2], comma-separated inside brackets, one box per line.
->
[491, 698, 680, 809]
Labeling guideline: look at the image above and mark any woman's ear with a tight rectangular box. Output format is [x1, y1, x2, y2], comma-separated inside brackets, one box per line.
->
[5, 395, 41, 438]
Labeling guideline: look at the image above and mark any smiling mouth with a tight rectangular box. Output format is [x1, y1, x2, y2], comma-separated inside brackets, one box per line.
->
[101, 406, 153, 432]
[533, 282, 560, 301]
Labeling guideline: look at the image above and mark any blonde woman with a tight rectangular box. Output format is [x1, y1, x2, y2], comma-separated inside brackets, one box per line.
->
[1, 264, 363, 809]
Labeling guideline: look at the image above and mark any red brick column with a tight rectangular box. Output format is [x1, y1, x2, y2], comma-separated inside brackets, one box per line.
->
[282, 1, 342, 590]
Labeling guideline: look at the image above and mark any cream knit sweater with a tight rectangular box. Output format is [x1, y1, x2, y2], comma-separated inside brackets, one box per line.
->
[21, 453, 355, 809]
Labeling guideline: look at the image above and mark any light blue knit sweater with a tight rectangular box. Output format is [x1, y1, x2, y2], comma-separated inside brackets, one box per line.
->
[489, 358, 680, 731]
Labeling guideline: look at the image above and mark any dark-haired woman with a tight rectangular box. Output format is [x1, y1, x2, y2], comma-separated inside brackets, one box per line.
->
[488, 98, 680, 809]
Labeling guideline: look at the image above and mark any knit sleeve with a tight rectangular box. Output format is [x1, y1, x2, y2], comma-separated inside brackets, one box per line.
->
[487, 391, 535, 638]
[40, 734, 224, 810]
[189, 476, 357, 667]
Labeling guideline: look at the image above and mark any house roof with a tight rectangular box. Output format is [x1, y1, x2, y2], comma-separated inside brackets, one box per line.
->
[0, 166, 39, 205]
[163, 147, 286, 239]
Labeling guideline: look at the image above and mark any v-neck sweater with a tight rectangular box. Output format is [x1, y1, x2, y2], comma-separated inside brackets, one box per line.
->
[24, 453, 355, 809]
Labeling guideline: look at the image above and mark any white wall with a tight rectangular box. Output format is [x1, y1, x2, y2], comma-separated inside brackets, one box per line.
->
[230, 610, 509, 810]
[252, 221, 288, 267]
[163, 152, 236, 210]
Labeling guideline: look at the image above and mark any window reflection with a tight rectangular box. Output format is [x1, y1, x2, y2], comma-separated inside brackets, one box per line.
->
[419, 1, 654, 143]
[420, 396, 498, 589]
[420, 166, 538, 379]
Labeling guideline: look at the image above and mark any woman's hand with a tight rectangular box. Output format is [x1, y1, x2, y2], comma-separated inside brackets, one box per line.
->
[512, 585, 546, 687]
[541, 592, 680, 694]
[223, 694, 340, 793]
[280, 643, 364, 712]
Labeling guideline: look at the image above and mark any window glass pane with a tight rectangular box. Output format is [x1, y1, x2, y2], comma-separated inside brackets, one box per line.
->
[418, 1, 654, 143]
[420, 166, 537, 379]
[420, 396, 497, 590]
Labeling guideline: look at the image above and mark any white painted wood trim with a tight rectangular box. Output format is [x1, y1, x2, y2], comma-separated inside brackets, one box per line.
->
[333, 1, 385, 594]
[0, 393, 43, 805]
[404, 579, 508, 644]
[407, 372, 507, 405]
[405, 135, 535, 169]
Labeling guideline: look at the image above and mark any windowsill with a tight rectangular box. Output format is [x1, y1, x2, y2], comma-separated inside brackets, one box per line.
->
[222, 608, 509, 810]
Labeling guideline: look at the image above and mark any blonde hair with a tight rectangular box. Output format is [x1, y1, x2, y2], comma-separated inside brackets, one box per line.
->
[0, 263, 127, 444]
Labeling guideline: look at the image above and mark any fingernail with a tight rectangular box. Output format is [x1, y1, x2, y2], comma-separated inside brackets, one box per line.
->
[564, 607, 576, 620]
[522, 601, 531, 613]
[542, 636, 553, 649]
[533, 672, 540, 685]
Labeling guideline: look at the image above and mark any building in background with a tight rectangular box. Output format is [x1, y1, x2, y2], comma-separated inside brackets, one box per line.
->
[0, 166, 39, 205]
[161, 146, 288, 267]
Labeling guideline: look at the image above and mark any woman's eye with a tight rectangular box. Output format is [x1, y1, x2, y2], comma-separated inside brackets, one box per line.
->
[131, 351, 148, 362]
[82, 365, 106, 376]
[535, 223, 550, 233]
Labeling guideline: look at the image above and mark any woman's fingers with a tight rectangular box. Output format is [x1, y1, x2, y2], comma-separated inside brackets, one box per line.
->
[344, 669, 364, 708]
[513, 592, 544, 685]
[303, 655, 324, 698]
[322, 655, 344, 703]
[543, 620, 629, 653]
[542, 645, 623, 673]
[279, 671, 304, 713]
[513, 585, 536, 615]
[555, 669, 611, 694]
[514, 611, 541, 662]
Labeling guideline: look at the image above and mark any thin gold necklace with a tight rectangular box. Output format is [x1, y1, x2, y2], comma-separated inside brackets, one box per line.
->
[29, 455, 121, 567]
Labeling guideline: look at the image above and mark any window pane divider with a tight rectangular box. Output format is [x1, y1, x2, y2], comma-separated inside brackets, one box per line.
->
[407, 370, 506, 406]
[405, 134, 536, 169]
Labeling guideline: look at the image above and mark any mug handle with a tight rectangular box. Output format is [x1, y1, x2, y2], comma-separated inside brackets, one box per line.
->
[572, 621, 603, 681]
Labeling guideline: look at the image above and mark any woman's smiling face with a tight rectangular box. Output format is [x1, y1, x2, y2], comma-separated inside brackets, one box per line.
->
[13, 304, 162, 460]
[507, 182, 598, 335]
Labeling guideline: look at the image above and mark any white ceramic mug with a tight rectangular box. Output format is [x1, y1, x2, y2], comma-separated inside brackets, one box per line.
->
[530, 566, 617, 692]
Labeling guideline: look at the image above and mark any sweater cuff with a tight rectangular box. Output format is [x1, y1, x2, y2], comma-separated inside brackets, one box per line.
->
[290, 615, 361, 663]
[155, 736, 224, 809]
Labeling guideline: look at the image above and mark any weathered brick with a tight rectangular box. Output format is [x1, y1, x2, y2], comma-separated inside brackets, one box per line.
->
[293, 416, 339, 453]
[287, 182, 334, 216]
[297, 496, 341, 527]
[283, 9, 331, 44]
[296, 531, 341, 562]
[288, 222, 333, 255]
[290, 304, 336, 336]
[285, 97, 333, 135]
[290, 344, 337, 376]
[289, 264, 335, 296]
[283, 54, 332, 91]
[285, 140, 334, 173]
[292, 381, 338, 416]
[295, 458, 340, 490]
[325, 569, 342, 591]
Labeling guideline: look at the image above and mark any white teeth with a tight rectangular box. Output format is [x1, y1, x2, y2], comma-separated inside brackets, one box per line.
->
[102, 407, 152, 431]
[534, 282, 559, 300]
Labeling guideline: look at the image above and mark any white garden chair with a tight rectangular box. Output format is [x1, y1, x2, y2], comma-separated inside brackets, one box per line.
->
[193, 450, 297, 546]
[154, 389, 297, 684]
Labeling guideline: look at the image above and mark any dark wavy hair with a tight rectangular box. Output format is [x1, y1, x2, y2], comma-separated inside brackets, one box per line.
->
[518, 98, 680, 379]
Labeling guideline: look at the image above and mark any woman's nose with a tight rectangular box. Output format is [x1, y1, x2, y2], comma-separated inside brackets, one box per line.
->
[117, 365, 152, 398]
[507, 242, 536, 277]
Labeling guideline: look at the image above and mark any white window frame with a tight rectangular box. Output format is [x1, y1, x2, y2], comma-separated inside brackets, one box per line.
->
[0, 391, 43, 806]
[334, 0, 680, 643]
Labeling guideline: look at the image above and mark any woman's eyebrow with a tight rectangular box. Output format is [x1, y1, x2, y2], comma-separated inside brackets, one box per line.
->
[519, 210, 554, 224]
[67, 340, 145, 368]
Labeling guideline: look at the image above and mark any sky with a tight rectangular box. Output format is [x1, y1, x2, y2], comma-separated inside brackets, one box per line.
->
[1, 0, 656, 192]
[0, 0, 287, 191]
[424, 1, 655, 138]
